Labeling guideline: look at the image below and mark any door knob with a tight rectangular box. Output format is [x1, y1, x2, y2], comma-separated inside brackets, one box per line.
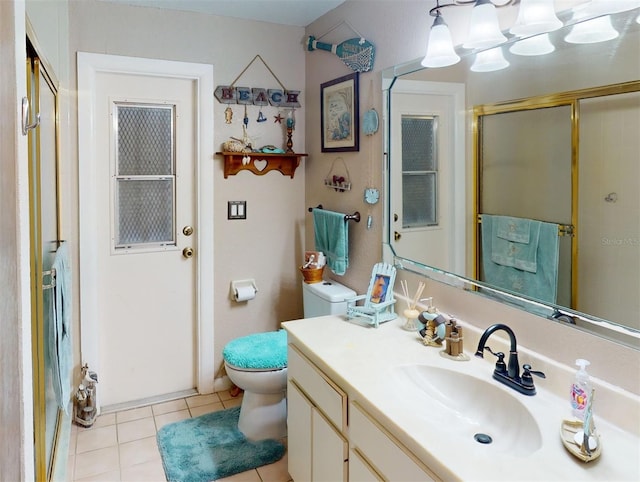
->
[182, 247, 194, 258]
[182, 225, 194, 236]
[394, 231, 402, 241]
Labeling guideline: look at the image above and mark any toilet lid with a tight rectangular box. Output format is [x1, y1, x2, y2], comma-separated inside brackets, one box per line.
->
[223, 329, 287, 370]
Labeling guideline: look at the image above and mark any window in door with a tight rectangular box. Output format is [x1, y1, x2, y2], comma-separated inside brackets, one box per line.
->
[113, 103, 176, 251]
[401, 115, 438, 228]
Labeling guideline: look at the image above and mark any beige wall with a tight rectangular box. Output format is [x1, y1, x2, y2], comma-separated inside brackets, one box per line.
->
[303, 1, 434, 294]
[67, 0, 307, 380]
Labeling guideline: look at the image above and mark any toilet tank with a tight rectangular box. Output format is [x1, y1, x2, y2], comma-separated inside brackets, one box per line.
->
[302, 280, 356, 318]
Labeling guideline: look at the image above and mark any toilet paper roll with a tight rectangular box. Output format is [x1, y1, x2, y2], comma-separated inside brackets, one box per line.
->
[234, 285, 256, 302]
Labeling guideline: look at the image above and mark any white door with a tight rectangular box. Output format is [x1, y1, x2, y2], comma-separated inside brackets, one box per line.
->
[78, 54, 215, 408]
[390, 80, 465, 274]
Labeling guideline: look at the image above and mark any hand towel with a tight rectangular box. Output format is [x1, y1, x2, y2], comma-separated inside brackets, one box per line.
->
[481, 215, 560, 304]
[496, 215, 531, 243]
[313, 209, 349, 275]
[491, 216, 541, 273]
[50, 241, 73, 414]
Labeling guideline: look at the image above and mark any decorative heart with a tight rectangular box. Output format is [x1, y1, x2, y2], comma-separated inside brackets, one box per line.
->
[253, 159, 268, 172]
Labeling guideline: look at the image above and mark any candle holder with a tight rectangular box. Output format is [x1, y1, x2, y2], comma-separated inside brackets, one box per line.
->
[285, 109, 295, 153]
[286, 126, 294, 153]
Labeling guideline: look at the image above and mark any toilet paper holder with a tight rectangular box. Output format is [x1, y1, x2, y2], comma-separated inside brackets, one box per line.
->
[230, 279, 258, 302]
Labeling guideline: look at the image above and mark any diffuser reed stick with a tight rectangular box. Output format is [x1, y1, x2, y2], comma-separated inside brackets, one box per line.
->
[401, 281, 425, 331]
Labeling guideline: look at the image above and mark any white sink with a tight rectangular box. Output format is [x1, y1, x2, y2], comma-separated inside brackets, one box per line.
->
[388, 364, 543, 457]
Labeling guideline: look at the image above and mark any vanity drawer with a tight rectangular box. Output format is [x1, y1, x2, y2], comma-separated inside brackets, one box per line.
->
[350, 401, 439, 482]
[288, 344, 347, 431]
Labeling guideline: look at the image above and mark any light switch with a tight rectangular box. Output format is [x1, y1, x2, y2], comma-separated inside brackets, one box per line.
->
[228, 201, 247, 220]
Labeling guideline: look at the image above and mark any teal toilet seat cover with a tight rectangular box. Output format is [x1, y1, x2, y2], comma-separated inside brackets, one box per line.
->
[223, 329, 287, 370]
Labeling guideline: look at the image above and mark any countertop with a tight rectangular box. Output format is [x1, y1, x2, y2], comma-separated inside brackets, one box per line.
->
[282, 315, 640, 481]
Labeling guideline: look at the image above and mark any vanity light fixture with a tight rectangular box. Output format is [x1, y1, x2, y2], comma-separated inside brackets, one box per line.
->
[470, 46, 510, 71]
[423, 0, 518, 68]
[509, 33, 555, 55]
[565, 14, 619, 44]
[422, 0, 550, 69]
[421, 10, 461, 68]
[463, 0, 508, 49]
[509, 0, 563, 36]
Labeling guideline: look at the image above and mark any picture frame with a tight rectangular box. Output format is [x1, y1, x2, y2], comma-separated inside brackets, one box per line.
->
[320, 72, 359, 152]
[370, 273, 391, 304]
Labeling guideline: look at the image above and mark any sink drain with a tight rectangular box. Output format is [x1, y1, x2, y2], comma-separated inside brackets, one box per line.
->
[474, 433, 493, 444]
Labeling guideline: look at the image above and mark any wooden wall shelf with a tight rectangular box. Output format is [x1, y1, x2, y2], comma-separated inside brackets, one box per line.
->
[217, 152, 308, 179]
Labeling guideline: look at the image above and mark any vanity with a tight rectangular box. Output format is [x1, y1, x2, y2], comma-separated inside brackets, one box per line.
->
[283, 314, 639, 481]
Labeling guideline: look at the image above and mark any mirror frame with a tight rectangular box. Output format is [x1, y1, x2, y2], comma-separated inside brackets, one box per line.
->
[382, 10, 640, 350]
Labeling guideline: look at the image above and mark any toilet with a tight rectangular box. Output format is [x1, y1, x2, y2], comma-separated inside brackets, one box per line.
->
[222, 279, 356, 440]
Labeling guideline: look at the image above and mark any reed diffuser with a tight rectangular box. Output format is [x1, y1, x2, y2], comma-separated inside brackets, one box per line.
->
[400, 280, 425, 331]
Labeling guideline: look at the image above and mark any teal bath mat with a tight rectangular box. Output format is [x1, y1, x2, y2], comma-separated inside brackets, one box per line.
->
[157, 406, 285, 481]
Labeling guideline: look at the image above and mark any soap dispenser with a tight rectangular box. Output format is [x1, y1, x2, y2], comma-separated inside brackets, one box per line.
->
[570, 359, 592, 420]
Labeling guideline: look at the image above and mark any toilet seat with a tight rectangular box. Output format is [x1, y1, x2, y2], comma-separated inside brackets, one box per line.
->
[223, 330, 287, 371]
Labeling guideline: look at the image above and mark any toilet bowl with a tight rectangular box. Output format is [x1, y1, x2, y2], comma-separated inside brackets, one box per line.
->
[222, 330, 288, 441]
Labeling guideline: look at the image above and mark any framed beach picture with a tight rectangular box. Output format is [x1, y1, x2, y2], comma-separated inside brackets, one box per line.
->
[320, 72, 359, 152]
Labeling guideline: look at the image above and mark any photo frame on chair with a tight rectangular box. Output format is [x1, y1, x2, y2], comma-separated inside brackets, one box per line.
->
[370, 274, 390, 304]
[320, 72, 359, 152]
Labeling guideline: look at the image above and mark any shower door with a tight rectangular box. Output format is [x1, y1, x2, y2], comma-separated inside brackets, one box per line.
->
[27, 47, 62, 481]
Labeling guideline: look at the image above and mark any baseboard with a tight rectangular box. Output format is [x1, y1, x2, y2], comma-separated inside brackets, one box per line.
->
[214, 375, 232, 393]
[101, 388, 198, 414]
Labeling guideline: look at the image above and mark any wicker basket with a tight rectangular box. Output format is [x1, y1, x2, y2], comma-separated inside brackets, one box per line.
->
[300, 265, 324, 284]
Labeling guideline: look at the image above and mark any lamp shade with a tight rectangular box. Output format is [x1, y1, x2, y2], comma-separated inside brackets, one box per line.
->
[565, 15, 619, 44]
[422, 14, 461, 68]
[463, 0, 508, 49]
[470, 46, 510, 72]
[510, 0, 563, 36]
[583, 0, 640, 15]
[509, 33, 555, 55]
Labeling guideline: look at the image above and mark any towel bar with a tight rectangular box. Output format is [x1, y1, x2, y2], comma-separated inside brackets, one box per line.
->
[308, 205, 360, 222]
[476, 214, 573, 237]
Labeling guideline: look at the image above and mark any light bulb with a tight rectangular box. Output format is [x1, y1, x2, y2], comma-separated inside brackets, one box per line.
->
[463, 0, 508, 49]
[421, 13, 461, 68]
[510, 0, 563, 36]
[470, 46, 510, 72]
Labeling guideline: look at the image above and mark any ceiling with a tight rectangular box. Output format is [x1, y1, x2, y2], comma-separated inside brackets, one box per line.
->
[98, 0, 346, 26]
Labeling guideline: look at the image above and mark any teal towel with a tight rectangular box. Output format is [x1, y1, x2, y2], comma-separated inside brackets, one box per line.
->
[50, 242, 72, 414]
[223, 330, 287, 370]
[496, 215, 531, 243]
[481, 215, 560, 304]
[491, 216, 540, 273]
[313, 209, 349, 275]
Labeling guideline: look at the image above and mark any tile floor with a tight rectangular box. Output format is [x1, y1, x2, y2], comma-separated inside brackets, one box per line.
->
[67, 390, 291, 482]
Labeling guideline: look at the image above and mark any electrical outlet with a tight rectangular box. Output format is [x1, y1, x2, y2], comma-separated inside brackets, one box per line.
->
[228, 201, 246, 220]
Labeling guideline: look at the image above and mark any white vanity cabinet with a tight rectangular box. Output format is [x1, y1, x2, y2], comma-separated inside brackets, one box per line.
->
[287, 342, 440, 482]
[349, 401, 439, 481]
[287, 345, 348, 481]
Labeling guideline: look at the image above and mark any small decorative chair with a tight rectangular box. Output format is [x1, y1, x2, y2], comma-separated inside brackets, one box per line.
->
[346, 262, 397, 328]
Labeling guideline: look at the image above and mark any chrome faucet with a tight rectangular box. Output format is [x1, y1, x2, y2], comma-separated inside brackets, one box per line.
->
[475, 323, 545, 396]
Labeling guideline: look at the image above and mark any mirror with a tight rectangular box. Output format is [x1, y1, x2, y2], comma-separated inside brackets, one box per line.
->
[383, 7, 640, 348]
